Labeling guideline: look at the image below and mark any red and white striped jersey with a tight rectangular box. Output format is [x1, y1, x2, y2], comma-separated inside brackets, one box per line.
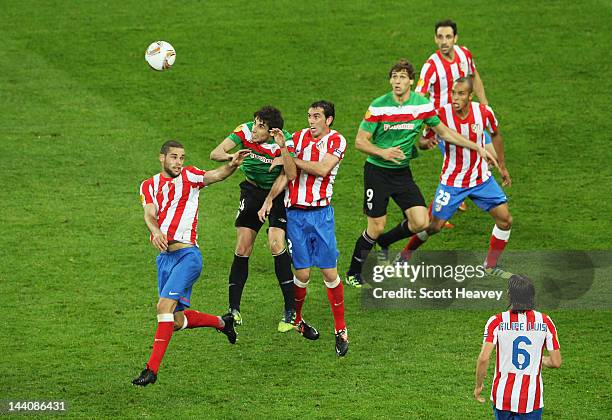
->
[285, 128, 347, 208]
[483, 310, 560, 414]
[140, 166, 207, 246]
[416, 45, 476, 109]
[427, 102, 498, 188]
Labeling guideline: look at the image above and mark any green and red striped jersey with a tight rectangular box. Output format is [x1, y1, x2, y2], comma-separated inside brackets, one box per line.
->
[228, 121, 293, 189]
[359, 91, 440, 168]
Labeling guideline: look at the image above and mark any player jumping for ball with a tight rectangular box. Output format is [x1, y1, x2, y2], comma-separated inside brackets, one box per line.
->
[132, 140, 248, 386]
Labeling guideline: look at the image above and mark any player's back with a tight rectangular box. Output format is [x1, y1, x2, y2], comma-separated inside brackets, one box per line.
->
[484, 310, 560, 413]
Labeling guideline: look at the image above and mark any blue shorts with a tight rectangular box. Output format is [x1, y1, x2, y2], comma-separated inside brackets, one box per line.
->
[494, 406, 542, 420]
[156, 246, 202, 312]
[286, 206, 339, 270]
[432, 177, 507, 221]
[437, 130, 492, 153]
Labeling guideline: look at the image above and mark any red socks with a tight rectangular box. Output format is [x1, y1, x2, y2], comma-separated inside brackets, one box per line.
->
[402, 231, 429, 259]
[293, 278, 308, 324]
[146, 314, 174, 374]
[183, 310, 222, 329]
[146, 310, 224, 374]
[325, 278, 346, 332]
[486, 225, 511, 268]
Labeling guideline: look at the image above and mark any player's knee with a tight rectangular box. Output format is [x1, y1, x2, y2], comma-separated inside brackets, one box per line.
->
[408, 219, 429, 233]
[294, 270, 310, 284]
[367, 224, 385, 239]
[497, 214, 513, 230]
[235, 243, 253, 256]
[268, 236, 286, 255]
[156, 299, 174, 314]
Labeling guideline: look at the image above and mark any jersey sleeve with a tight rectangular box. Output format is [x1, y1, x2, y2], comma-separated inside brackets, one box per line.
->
[228, 123, 249, 145]
[482, 105, 499, 134]
[186, 166, 207, 189]
[140, 178, 154, 208]
[543, 314, 560, 351]
[415, 61, 436, 96]
[424, 103, 441, 127]
[358, 106, 379, 133]
[327, 133, 347, 160]
[283, 129, 296, 156]
[483, 314, 501, 344]
[462, 46, 476, 72]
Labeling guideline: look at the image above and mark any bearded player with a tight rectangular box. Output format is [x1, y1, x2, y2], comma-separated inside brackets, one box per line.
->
[415, 19, 493, 218]
[132, 140, 249, 386]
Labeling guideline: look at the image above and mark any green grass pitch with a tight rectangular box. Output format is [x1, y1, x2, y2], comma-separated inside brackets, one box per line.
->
[2, 0, 611, 418]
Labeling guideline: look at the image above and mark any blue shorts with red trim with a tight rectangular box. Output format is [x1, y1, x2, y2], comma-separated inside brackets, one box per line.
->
[286, 206, 339, 270]
[493, 406, 542, 420]
[156, 246, 202, 312]
[432, 177, 507, 221]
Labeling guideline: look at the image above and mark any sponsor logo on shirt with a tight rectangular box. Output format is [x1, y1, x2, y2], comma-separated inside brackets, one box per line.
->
[249, 152, 274, 164]
[383, 123, 415, 131]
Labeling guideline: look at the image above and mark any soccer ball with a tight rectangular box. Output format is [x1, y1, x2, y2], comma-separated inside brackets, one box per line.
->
[145, 41, 176, 71]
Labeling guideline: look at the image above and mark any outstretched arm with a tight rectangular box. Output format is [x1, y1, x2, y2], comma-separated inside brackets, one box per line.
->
[203, 150, 250, 185]
[474, 342, 495, 403]
[418, 135, 438, 150]
[432, 123, 498, 167]
[210, 138, 238, 161]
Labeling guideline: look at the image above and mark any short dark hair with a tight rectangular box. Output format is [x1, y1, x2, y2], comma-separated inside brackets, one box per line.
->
[388, 59, 415, 80]
[309, 100, 335, 126]
[435, 19, 458, 36]
[454, 75, 474, 93]
[160, 140, 184, 155]
[508, 275, 536, 312]
[253, 106, 284, 130]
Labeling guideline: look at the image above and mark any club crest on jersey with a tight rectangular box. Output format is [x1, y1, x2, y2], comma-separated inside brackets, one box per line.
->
[471, 124, 483, 136]
[316, 139, 326, 151]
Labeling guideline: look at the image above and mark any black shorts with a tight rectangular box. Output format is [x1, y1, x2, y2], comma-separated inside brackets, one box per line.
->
[235, 181, 287, 232]
[363, 161, 426, 218]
